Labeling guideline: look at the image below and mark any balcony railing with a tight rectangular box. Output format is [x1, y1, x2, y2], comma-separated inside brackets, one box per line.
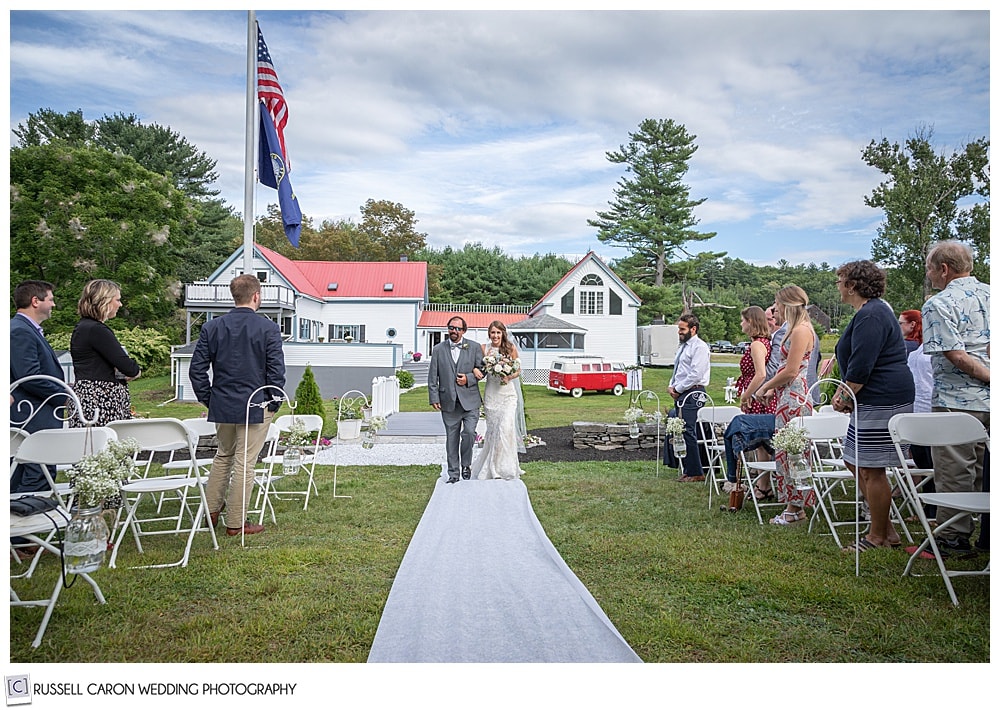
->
[185, 283, 295, 309]
[421, 302, 531, 314]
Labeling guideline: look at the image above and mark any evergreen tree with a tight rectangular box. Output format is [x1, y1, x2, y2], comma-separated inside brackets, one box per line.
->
[293, 365, 326, 417]
[589, 118, 722, 318]
[293, 365, 326, 421]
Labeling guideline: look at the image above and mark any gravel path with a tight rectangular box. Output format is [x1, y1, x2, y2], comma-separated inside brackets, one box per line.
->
[311, 426, 661, 466]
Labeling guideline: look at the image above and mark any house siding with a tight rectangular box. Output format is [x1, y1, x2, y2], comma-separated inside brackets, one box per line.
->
[172, 342, 404, 403]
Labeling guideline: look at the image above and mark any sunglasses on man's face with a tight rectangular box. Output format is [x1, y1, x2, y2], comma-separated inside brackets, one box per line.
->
[447, 325, 463, 332]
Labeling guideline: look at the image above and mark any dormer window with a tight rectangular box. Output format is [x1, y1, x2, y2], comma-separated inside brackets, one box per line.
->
[327, 282, 338, 291]
[383, 283, 394, 291]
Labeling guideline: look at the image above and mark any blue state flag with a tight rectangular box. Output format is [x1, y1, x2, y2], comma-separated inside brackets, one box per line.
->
[258, 104, 302, 248]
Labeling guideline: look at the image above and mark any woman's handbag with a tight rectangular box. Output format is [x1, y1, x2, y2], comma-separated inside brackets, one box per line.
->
[10, 495, 60, 516]
[727, 483, 746, 513]
[721, 460, 746, 513]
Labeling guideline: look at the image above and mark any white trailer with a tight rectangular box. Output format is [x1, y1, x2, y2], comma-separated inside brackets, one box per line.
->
[637, 324, 680, 367]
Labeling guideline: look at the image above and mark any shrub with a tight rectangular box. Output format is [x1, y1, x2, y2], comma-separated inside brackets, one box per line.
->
[293, 365, 326, 420]
[395, 369, 415, 389]
[47, 325, 173, 376]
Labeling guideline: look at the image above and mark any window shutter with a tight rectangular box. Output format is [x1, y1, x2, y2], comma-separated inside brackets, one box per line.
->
[561, 288, 575, 314]
[610, 289, 622, 315]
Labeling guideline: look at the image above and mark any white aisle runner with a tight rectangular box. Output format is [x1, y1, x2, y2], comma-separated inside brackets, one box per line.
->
[367, 478, 642, 663]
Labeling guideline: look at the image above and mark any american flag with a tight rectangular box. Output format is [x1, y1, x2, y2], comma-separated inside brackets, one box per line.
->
[257, 24, 289, 167]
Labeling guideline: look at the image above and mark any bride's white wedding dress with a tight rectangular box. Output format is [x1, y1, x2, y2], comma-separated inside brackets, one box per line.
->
[472, 349, 524, 481]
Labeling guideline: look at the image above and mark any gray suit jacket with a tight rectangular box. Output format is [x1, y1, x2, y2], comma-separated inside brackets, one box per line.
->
[428, 339, 484, 413]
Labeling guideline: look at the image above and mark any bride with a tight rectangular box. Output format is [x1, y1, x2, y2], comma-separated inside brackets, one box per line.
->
[471, 320, 527, 481]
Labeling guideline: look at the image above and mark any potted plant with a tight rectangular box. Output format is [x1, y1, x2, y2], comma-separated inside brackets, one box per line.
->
[412, 351, 422, 362]
[65, 437, 140, 573]
[336, 399, 365, 440]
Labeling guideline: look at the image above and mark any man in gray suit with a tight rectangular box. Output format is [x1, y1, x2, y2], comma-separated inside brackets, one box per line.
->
[428, 316, 485, 483]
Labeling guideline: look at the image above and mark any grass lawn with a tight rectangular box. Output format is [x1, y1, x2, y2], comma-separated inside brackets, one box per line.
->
[9, 367, 988, 664]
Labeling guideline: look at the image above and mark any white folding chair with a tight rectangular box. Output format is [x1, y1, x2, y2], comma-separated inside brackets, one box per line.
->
[9, 428, 115, 648]
[741, 447, 783, 524]
[163, 418, 217, 480]
[10, 506, 107, 648]
[106, 418, 219, 569]
[697, 405, 742, 508]
[250, 424, 282, 525]
[259, 414, 323, 512]
[796, 413, 859, 547]
[888, 412, 990, 606]
[11, 427, 120, 510]
[153, 417, 219, 515]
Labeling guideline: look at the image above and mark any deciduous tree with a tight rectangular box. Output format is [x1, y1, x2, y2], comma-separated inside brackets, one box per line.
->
[10, 141, 194, 335]
[862, 127, 989, 305]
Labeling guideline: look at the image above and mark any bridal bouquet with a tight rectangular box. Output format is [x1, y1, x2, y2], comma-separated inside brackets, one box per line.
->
[482, 352, 519, 385]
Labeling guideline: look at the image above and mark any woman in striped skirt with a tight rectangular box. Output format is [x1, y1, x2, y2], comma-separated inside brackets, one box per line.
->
[832, 260, 915, 551]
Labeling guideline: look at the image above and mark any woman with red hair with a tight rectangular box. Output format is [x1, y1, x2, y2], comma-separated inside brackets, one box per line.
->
[898, 310, 922, 354]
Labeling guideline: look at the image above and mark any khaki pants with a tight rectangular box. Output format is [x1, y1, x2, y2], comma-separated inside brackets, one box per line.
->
[206, 411, 274, 528]
[931, 407, 990, 542]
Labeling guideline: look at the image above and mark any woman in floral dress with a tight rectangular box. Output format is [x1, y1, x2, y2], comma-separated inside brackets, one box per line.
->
[757, 285, 817, 525]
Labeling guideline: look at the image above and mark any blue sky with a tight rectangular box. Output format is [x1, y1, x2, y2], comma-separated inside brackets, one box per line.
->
[6, 7, 991, 268]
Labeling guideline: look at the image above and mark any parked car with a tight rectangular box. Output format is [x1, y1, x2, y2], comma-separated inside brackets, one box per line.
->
[548, 356, 628, 398]
[733, 341, 750, 354]
[710, 340, 734, 353]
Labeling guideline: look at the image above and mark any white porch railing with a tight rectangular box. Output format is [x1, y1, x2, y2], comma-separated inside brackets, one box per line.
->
[370, 376, 401, 418]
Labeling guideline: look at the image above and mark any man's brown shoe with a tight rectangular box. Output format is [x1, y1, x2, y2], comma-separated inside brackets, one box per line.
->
[226, 521, 264, 536]
[676, 475, 705, 482]
[210, 511, 220, 527]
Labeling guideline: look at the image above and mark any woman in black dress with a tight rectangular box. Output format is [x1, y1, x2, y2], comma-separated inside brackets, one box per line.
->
[70, 279, 141, 426]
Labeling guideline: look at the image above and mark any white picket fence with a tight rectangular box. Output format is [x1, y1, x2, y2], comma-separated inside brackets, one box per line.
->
[370, 375, 401, 418]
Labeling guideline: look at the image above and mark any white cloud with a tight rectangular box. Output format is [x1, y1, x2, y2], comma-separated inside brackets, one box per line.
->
[8, 9, 989, 266]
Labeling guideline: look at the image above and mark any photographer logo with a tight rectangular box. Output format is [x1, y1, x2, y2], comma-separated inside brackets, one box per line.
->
[5, 675, 31, 706]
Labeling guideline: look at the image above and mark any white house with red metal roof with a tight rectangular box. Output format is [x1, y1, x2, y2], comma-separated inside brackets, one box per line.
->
[184, 243, 428, 353]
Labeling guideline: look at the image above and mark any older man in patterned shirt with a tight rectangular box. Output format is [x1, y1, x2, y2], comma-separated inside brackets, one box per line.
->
[921, 240, 990, 555]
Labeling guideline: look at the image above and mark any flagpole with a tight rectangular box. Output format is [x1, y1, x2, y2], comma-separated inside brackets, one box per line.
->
[243, 10, 257, 275]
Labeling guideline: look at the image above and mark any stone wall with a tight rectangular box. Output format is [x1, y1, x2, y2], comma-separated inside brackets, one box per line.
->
[572, 422, 662, 451]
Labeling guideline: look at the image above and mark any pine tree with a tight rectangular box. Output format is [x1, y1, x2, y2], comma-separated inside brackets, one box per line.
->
[293, 365, 325, 421]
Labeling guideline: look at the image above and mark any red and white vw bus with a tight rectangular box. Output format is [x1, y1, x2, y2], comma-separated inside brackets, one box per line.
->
[547, 356, 628, 398]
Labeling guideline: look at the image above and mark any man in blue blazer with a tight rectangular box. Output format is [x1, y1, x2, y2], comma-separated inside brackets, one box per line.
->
[10, 280, 67, 492]
[189, 275, 286, 537]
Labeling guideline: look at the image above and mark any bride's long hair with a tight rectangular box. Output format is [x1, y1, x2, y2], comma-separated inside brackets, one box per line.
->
[488, 320, 515, 358]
